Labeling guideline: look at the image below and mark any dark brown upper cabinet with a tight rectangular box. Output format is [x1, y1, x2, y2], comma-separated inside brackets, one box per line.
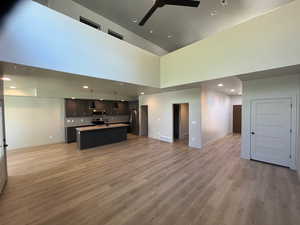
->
[65, 99, 129, 117]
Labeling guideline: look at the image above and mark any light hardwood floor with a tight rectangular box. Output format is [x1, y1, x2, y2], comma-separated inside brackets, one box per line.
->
[0, 135, 299, 225]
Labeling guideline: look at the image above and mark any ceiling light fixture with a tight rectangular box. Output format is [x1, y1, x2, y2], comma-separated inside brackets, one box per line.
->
[83, 85, 89, 89]
[10, 86, 16, 89]
[220, 0, 228, 7]
[99, 98, 104, 101]
[230, 89, 235, 92]
[2, 77, 11, 81]
[168, 35, 173, 39]
[217, 83, 224, 87]
[71, 97, 76, 99]
[149, 30, 153, 34]
[140, 92, 145, 95]
[210, 10, 217, 16]
[132, 18, 138, 23]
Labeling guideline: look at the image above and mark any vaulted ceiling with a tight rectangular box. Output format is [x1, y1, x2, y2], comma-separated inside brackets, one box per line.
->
[74, 0, 293, 52]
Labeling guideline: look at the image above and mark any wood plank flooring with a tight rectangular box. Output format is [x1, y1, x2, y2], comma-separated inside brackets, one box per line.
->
[0, 135, 299, 225]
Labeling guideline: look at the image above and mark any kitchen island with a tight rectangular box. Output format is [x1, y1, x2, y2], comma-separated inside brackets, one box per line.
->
[76, 123, 129, 150]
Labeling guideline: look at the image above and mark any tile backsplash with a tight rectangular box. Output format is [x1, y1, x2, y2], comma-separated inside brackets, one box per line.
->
[65, 115, 130, 127]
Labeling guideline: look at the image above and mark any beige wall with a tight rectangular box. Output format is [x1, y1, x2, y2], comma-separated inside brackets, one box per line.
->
[160, 0, 300, 88]
[4, 96, 65, 150]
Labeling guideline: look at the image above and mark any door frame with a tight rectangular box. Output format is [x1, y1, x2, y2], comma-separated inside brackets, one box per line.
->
[249, 97, 297, 169]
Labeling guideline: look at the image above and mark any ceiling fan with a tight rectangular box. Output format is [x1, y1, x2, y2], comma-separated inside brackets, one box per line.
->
[139, 0, 200, 26]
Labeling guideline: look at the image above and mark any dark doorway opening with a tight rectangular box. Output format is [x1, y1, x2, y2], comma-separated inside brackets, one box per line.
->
[173, 104, 180, 140]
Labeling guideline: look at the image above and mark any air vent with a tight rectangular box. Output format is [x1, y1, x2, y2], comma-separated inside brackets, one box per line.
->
[108, 29, 124, 40]
[80, 16, 101, 30]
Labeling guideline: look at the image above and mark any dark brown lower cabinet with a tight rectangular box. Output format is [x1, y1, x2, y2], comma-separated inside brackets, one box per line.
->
[65, 125, 94, 143]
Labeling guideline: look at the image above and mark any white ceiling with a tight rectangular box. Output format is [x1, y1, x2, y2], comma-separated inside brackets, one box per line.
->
[73, 0, 293, 52]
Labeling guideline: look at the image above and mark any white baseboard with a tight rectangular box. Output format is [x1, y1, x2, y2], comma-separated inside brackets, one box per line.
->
[160, 136, 173, 143]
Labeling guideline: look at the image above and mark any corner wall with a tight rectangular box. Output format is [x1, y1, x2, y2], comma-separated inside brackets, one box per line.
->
[201, 87, 232, 146]
[139, 89, 202, 149]
[241, 74, 300, 170]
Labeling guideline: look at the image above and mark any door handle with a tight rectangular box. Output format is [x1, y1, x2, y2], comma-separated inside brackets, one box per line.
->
[251, 132, 255, 135]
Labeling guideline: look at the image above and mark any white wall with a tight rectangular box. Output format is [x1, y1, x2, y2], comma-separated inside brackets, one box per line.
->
[4, 96, 65, 150]
[231, 96, 242, 106]
[139, 89, 202, 149]
[201, 88, 232, 146]
[179, 103, 189, 139]
[241, 74, 300, 170]
[160, 0, 300, 88]
[47, 0, 168, 56]
[0, 1, 161, 88]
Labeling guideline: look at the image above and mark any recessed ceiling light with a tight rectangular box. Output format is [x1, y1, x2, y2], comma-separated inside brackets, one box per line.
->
[220, 0, 228, 7]
[140, 92, 145, 95]
[99, 98, 104, 101]
[230, 89, 235, 92]
[121, 100, 125, 102]
[2, 77, 11, 81]
[10, 86, 16, 89]
[167, 35, 173, 39]
[83, 85, 89, 89]
[149, 30, 153, 34]
[71, 97, 76, 99]
[211, 10, 217, 16]
[132, 18, 138, 23]
[217, 83, 224, 87]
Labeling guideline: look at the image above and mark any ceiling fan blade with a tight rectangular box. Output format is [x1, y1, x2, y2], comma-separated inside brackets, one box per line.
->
[164, 0, 200, 7]
[139, 4, 159, 26]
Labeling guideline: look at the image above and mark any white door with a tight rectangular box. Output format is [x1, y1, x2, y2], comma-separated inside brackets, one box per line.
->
[250, 98, 292, 167]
